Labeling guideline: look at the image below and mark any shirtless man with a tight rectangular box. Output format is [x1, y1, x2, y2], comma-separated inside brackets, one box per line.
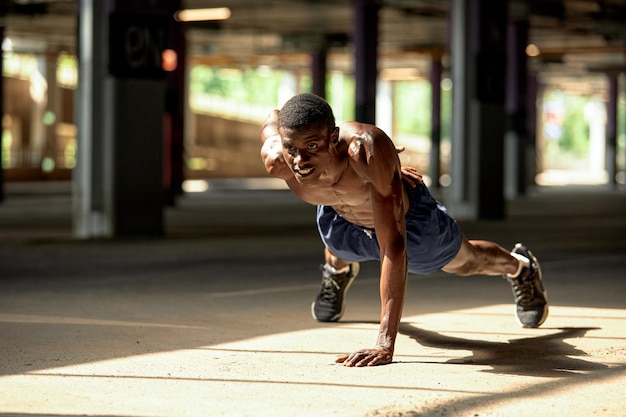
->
[260, 93, 548, 367]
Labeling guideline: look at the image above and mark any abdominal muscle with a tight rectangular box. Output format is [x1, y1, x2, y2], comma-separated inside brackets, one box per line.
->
[286, 176, 407, 229]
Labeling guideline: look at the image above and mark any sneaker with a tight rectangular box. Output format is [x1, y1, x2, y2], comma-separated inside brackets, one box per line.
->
[311, 262, 360, 322]
[505, 244, 549, 328]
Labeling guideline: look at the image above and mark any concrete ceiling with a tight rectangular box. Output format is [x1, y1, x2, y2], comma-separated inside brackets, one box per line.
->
[3, 0, 626, 92]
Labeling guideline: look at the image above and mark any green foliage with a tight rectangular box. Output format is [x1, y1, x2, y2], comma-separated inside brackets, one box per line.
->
[394, 81, 432, 137]
[189, 65, 283, 107]
[327, 74, 355, 122]
[190, 66, 228, 95]
[558, 93, 590, 157]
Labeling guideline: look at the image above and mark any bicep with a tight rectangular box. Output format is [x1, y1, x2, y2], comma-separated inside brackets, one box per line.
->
[346, 123, 405, 224]
[361, 130, 406, 246]
[363, 128, 404, 201]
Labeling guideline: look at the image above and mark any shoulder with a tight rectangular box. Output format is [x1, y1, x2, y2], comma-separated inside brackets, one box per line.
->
[337, 123, 401, 196]
[339, 122, 396, 165]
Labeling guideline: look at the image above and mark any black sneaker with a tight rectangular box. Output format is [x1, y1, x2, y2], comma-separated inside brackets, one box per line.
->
[311, 262, 360, 322]
[506, 244, 549, 328]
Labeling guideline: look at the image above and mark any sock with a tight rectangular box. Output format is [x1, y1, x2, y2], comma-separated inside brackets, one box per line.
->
[327, 264, 350, 275]
[507, 252, 530, 278]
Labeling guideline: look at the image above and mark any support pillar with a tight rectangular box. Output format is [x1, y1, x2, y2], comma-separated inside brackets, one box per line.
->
[526, 72, 539, 187]
[74, 0, 109, 237]
[74, 0, 169, 237]
[311, 48, 327, 99]
[353, 0, 380, 124]
[606, 72, 618, 188]
[448, 0, 507, 220]
[0, 23, 5, 203]
[429, 56, 443, 189]
[163, 0, 185, 206]
[504, 19, 529, 199]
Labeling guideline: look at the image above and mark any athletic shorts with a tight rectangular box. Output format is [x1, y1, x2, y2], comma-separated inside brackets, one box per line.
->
[316, 181, 463, 275]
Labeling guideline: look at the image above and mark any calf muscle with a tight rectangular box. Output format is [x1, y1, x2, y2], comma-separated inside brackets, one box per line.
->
[443, 237, 518, 276]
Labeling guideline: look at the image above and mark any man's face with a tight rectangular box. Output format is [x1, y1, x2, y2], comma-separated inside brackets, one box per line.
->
[279, 123, 338, 185]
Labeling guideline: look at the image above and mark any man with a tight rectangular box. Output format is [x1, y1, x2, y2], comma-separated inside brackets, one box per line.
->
[260, 93, 548, 367]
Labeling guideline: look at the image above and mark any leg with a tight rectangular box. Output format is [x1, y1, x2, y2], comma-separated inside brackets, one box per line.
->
[312, 246, 360, 322]
[442, 236, 520, 276]
[442, 235, 549, 328]
[324, 246, 352, 270]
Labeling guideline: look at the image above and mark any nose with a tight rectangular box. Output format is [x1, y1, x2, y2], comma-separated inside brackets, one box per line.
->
[293, 150, 309, 165]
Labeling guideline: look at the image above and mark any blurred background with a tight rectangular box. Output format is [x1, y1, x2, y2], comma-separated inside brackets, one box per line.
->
[1, 0, 625, 236]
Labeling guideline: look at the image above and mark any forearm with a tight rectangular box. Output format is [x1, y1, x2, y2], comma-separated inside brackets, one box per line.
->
[260, 110, 280, 144]
[260, 110, 292, 180]
[376, 253, 408, 352]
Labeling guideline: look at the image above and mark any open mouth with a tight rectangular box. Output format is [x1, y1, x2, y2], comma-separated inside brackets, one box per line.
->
[294, 166, 314, 176]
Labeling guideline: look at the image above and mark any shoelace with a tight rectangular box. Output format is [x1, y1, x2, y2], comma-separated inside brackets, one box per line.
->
[511, 274, 535, 307]
[319, 276, 341, 302]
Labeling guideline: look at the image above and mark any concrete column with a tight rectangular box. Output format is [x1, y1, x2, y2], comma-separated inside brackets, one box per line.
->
[74, 0, 109, 237]
[0, 23, 5, 202]
[429, 57, 443, 189]
[504, 19, 529, 199]
[311, 48, 327, 99]
[606, 72, 618, 188]
[449, 0, 471, 217]
[353, 0, 380, 124]
[526, 72, 539, 187]
[74, 0, 168, 237]
[163, 0, 185, 206]
[448, 0, 507, 220]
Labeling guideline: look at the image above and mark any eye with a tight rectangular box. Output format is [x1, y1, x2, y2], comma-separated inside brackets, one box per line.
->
[283, 144, 295, 153]
[306, 143, 319, 151]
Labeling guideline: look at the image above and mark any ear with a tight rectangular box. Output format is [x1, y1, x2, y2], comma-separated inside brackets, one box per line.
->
[330, 126, 340, 145]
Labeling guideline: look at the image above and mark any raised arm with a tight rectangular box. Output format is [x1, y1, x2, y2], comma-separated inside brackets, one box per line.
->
[260, 110, 292, 180]
[336, 123, 409, 367]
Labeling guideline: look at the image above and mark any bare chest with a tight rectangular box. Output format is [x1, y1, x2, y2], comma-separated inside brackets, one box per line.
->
[290, 178, 369, 206]
[287, 175, 375, 226]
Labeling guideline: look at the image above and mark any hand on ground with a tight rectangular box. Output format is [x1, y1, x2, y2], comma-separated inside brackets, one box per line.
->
[335, 347, 393, 367]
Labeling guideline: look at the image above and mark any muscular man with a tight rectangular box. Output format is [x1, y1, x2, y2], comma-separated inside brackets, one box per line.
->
[260, 93, 548, 367]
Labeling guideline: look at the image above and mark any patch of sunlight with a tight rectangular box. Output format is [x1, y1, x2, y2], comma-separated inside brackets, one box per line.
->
[536, 169, 608, 186]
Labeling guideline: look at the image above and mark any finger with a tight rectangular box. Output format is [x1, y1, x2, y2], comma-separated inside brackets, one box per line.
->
[343, 352, 365, 367]
[367, 355, 391, 366]
[356, 355, 377, 367]
[335, 355, 348, 364]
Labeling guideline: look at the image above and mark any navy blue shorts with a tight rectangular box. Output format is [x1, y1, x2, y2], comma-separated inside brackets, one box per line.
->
[316, 182, 463, 274]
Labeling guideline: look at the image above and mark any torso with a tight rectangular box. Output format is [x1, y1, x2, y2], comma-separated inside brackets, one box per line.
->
[284, 127, 408, 228]
[286, 165, 377, 227]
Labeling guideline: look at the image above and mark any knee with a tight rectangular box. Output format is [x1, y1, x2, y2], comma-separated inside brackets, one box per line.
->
[442, 238, 481, 276]
[324, 246, 351, 269]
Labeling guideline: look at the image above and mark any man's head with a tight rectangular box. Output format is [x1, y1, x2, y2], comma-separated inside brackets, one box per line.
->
[278, 93, 335, 133]
[277, 94, 339, 185]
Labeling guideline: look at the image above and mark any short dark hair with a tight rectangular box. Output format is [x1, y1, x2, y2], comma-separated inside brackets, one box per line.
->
[278, 93, 335, 132]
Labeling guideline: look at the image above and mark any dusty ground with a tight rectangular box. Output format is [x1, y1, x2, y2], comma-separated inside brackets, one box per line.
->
[0, 183, 625, 416]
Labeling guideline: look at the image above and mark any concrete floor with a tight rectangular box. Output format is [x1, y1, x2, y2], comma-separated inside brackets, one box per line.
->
[0, 182, 625, 417]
